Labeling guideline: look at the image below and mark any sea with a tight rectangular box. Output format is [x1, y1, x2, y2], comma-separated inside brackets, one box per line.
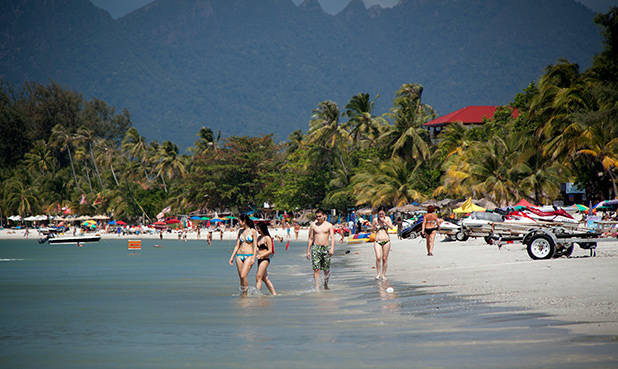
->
[1, 238, 617, 369]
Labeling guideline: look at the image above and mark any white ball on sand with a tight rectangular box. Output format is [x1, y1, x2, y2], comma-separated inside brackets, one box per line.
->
[386, 287, 394, 293]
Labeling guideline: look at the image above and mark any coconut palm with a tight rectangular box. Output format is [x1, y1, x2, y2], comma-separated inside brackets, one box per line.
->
[344, 93, 383, 145]
[3, 178, 40, 217]
[154, 141, 186, 193]
[380, 83, 434, 161]
[23, 140, 56, 176]
[306, 100, 351, 175]
[50, 124, 81, 192]
[351, 156, 424, 207]
[75, 127, 104, 189]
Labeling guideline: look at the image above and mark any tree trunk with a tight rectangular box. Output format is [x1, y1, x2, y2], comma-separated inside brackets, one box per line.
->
[67, 145, 82, 191]
[90, 143, 103, 190]
[85, 165, 93, 193]
[110, 164, 119, 187]
[160, 173, 168, 193]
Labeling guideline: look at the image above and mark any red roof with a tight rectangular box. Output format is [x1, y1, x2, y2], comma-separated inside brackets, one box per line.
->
[424, 106, 519, 127]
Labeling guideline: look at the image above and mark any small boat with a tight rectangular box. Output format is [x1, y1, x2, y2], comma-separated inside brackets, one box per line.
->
[346, 232, 374, 244]
[39, 234, 101, 245]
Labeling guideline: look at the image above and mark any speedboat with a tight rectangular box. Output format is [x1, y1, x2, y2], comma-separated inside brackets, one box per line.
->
[39, 233, 101, 245]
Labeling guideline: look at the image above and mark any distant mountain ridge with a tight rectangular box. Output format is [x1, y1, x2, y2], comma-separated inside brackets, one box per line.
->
[1, 0, 602, 147]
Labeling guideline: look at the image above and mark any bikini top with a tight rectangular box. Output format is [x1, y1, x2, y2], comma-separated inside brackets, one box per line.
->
[239, 230, 254, 243]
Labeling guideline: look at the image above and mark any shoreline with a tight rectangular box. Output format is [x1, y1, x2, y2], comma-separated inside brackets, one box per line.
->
[2, 228, 617, 336]
[343, 235, 618, 336]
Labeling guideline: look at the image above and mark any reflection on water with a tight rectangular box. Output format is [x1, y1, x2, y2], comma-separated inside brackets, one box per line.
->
[0, 239, 617, 368]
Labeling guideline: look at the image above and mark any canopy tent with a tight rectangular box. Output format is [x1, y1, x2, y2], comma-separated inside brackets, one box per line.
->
[513, 199, 538, 208]
[8, 215, 22, 221]
[453, 198, 486, 213]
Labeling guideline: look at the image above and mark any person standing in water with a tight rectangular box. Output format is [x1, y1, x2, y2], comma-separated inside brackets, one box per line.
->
[255, 222, 277, 295]
[306, 209, 335, 290]
[228, 214, 258, 296]
[421, 205, 440, 256]
[372, 206, 394, 280]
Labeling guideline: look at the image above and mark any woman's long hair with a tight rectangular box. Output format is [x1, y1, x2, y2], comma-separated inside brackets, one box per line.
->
[239, 214, 255, 229]
[256, 222, 271, 237]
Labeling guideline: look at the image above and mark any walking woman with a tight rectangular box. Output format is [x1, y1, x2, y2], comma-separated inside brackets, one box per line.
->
[228, 214, 258, 296]
[421, 205, 440, 256]
[372, 206, 394, 280]
[255, 222, 277, 295]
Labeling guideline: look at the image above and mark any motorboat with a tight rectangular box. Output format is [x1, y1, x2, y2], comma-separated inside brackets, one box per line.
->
[39, 233, 101, 245]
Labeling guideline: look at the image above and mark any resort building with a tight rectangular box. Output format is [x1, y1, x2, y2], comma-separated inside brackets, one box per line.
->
[424, 105, 519, 139]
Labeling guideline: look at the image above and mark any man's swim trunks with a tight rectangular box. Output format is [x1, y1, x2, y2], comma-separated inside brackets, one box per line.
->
[311, 244, 331, 271]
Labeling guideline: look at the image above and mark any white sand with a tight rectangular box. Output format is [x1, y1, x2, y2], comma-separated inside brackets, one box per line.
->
[3, 227, 617, 335]
[347, 235, 618, 336]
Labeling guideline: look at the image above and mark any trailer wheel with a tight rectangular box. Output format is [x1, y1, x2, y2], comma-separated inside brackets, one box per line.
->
[484, 235, 493, 245]
[455, 230, 469, 242]
[526, 234, 555, 260]
[408, 231, 419, 239]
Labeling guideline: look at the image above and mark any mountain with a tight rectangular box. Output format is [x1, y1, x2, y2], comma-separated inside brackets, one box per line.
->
[0, 0, 602, 147]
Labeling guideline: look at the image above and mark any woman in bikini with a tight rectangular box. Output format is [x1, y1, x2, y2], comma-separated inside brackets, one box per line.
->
[255, 222, 277, 295]
[421, 205, 440, 256]
[372, 206, 394, 280]
[228, 214, 258, 296]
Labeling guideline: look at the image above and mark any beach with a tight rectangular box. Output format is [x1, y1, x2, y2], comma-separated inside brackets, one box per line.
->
[3, 227, 618, 337]
[347, 235, 618, 336]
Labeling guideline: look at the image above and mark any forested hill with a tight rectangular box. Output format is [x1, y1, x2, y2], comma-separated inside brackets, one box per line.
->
[1, 0, 601, 147]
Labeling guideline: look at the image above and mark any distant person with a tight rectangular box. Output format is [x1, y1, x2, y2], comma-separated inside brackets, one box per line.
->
[285, 222, 291, 239]
[24, 227, 29, 239]
[306, 209, 335, 290]
[159, 229, 163, 240]
[207, 228, 212, 246]
[228, 214, 257, 296]
[255, 222, 277, 295]
[196, 227, 201, 239]
[372, 206, 394, 280]
[421, 205, 440, 256]
[293, 222, 300, 240]
[219, 224, 224, 240]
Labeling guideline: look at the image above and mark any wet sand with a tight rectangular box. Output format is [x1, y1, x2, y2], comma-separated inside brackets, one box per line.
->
[346, 235, 618, 336]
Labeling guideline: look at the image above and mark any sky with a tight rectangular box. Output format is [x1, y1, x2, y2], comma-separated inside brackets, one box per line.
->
[90, 0, 617, 19]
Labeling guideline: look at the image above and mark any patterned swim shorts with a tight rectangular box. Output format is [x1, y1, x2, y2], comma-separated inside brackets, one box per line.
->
[311, 244, 331, 271]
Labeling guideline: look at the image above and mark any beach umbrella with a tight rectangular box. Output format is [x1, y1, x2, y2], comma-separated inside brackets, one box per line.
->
[249, 216, 259, 220]
[190, 216, 202, 220]
[108, 220, 117, 225]
[8, 215, 22, 221]
[24, 216, 37, 221]
[153, 221, 166, 225]
[116, 220, 127, 226]
[572, 204, 589, 211]
[81, 220, 96, 228]
[200, 216, 210, 220]
[210, 218, 223, 222]
[453, 198, 486, 213]
[225, 215, 237, 219]
[166, 219, 181, 224]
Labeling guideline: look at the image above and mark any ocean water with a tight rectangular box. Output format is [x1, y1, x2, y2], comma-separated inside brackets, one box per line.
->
[0, 238, 617, 369]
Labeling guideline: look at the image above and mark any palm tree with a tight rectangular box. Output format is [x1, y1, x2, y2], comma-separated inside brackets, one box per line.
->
[23, 140, 56, 176]
[3, 178, 40, 218]
[75, 127, 103, 190]
[154, 141, 186, 193]
[351, 156, 424, 207]
[344, 93, 383, 145]
[306, 101, 351, 175]
[380, 83, 435, 161]
[50, 124, 81, 192]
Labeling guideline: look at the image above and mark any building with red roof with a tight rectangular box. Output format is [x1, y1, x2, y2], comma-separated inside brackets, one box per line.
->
[424, 105, 519, 137]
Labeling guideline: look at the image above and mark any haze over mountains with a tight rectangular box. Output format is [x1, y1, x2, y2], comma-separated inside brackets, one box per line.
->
[1, 0, 602, 147]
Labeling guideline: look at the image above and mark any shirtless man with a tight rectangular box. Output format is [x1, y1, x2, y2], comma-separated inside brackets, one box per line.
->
[306, 209, 335, 290]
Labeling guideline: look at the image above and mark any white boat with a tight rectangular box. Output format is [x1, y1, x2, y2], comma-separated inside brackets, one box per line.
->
[39, 234, 101, 245]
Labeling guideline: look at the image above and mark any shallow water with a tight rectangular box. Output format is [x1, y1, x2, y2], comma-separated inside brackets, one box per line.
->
[0, 239, 616, 368]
